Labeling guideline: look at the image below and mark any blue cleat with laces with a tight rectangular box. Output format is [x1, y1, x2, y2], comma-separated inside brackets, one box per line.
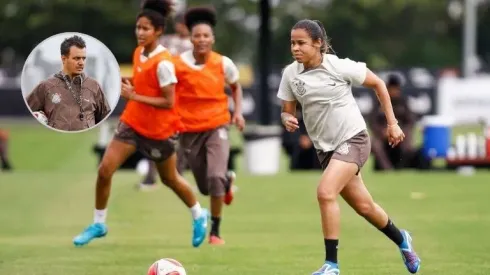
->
[399, 230, 421, 273]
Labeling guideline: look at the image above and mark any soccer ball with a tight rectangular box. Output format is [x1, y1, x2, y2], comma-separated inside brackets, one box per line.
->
[33, 111, 48, 125]
[147, 258, 186, 275]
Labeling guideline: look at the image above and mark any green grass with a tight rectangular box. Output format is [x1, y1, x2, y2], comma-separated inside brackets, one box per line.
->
[1, 120, 489, 274]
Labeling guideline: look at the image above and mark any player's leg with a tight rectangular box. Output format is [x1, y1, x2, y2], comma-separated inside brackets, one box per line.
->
[340, 173, 421, 273]
[204, 127, 231, 245]
[0, 129, 12, 171]
[312, 158, 357, 275]
[73, 137, 136, 246]
[154, 152, 209, 248]
[176, 142, 188, 174]
[313, 131, 371, 275]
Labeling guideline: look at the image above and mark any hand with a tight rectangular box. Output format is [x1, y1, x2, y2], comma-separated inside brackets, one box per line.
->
[281, 113, 299, 132]
[232, 112, 246, 132]
[121, 79, 135, 100]
[386, 123, 405, 148]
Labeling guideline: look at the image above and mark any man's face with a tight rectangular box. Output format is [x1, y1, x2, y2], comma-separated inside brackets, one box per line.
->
[62, 46, 86, 76]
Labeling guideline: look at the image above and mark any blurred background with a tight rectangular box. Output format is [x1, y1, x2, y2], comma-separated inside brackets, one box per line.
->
[1, 1, 490, 274]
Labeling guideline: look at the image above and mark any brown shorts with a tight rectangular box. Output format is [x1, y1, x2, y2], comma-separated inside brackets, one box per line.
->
[180, 127, 230, 196]
[316, 130, 371, 174]
[114, 122, 177, 162]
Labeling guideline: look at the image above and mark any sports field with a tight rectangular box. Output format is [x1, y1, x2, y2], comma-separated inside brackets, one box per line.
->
[1, 120, 489, 274]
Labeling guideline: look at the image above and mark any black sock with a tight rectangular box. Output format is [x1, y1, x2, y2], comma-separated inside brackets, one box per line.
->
[210, 216, 221, 237]
[380, 219, 404, 246]
[324, 239, 338, 264]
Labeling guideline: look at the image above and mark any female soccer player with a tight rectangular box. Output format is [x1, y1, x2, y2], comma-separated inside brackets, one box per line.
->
[73, 0, 209, 248]
[139, 12, 193, 190]
[277, 20, 421, 274]
[173, 6, 245, 245]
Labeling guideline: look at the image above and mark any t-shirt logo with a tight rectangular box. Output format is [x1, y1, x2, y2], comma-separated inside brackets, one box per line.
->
[336, 142, 351, 155]
[292, 78, 306, 95]
[51, 93, 61, 104]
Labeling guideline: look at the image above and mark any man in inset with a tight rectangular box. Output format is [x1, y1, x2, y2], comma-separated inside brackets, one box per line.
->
[27, 35, 111, 131]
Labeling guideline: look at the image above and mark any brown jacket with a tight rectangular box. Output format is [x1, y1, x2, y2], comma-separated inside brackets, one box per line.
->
[27, 72, 111, 131]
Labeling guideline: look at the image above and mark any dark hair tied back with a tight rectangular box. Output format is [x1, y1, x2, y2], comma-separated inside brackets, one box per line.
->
[137, 0, 174, 30]
[292, 19, 330, 54]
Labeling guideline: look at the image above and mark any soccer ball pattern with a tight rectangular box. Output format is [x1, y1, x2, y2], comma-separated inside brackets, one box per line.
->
[147, 258, 186, 275]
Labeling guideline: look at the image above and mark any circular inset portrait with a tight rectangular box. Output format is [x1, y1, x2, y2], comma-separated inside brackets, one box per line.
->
[21, 32, 121, 133]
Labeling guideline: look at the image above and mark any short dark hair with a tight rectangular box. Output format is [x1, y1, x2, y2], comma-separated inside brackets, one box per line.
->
[292, 19, 330, 54]
[184, 6, 217, 31]
[60, 35, 86, 56]
[138, 0, 173, 30]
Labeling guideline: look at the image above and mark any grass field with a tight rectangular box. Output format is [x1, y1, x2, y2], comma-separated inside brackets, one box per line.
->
[1, 120, 490, 275]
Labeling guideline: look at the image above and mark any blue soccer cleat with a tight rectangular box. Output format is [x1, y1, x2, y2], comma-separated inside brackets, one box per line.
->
[312, 261, 340, 275]
[399, 230, 421, 273]
[73, 223, 108, 247]
[192, 208, 209, 247]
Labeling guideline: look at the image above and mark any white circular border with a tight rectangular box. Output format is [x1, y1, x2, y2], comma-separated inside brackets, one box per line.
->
[20, 32, 122, 134]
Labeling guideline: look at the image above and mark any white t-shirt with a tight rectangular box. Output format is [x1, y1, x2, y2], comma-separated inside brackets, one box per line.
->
[277, 54, 368, 152]
[139, 45, 177, 87]
[179, 50, 240, 84]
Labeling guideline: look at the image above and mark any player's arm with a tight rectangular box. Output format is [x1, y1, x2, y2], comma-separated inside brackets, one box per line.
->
[334, 56, 398, 128]
[362, 69, 405, 147]
[362, 70, 398, 127]
[123, 82, 175, 109]
[277, 66, 299, 132]
[228, 82, 242, 116]
[224, 57, 245, 131]
[121, 60, 176, 109]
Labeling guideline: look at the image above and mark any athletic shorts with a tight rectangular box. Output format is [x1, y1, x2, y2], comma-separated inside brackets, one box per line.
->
[113, 121, 177, 162]
[316, 130, 371, 174]
[179, 126, 230, 196]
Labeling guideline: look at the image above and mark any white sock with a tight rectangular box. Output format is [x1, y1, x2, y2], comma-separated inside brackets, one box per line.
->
[94, 209, 107, 224]
[190, 203, 202, 220]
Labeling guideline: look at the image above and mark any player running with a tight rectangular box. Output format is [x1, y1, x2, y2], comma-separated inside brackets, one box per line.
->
[172, 6, 245, 245]
[139, 11, 193, 190]
[277, 19, 421, 274]
[72, 0, 208, 248]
